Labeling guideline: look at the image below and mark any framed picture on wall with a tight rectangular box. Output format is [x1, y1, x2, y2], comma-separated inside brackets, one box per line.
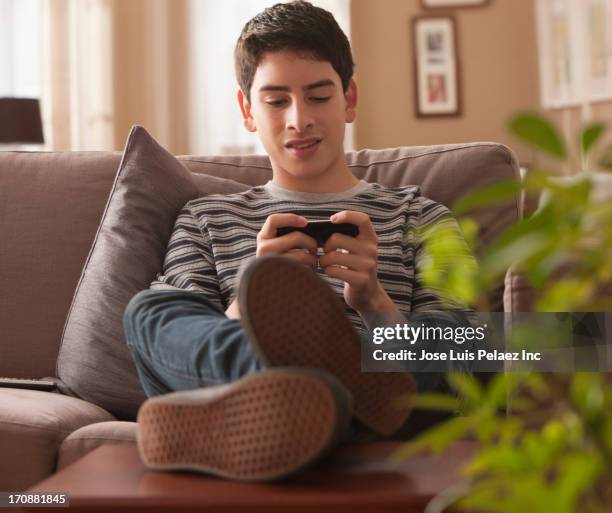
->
[412, 15, 461, 117]
[421, 0, 490, 8]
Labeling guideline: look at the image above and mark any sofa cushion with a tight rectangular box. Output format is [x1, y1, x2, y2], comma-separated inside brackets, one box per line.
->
[0, 389, 114, 491]
[0, 151, 122, 379]
[56, 126, 248, 421]
[57, 421, 137, 471]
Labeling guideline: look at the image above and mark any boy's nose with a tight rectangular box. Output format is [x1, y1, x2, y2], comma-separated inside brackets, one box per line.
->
[286, 102, 314, 132]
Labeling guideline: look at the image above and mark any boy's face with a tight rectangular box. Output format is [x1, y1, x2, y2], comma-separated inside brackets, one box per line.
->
[238, 51, 357, 187]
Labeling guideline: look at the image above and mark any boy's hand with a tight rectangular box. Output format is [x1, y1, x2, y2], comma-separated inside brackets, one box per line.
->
[319, 211, 399, 315]
[229, 214, 315, 320]
[256, 213, 318, 268]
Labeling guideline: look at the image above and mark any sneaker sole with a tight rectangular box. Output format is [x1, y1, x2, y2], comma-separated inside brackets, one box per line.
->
[239, 256, 416, 437]
[137, 368, 350, 482]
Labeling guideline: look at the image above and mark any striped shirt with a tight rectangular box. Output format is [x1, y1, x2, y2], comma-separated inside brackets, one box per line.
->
[150, 180, 468, 333]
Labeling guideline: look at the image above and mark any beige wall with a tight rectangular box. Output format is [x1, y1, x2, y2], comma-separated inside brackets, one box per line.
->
[350, 0, 540, 164]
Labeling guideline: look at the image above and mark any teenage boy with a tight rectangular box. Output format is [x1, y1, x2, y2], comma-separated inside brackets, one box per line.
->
[123, 1, 471, 482]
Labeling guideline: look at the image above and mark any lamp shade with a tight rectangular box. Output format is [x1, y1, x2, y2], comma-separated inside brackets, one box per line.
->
[0, 97, 44, 144]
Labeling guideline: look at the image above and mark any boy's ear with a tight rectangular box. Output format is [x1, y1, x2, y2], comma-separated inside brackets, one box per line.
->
[344, 79, 357, 124]
[237, 89, 257, 132]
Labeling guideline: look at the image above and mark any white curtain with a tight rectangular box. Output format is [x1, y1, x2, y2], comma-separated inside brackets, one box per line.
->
[41, 0, 114, 150]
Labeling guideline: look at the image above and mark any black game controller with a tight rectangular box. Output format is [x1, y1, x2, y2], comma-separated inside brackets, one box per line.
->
[276, 220, 359, 246]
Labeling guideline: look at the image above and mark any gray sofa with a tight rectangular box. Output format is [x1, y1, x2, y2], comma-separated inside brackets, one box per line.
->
[0, 130, 526, 491]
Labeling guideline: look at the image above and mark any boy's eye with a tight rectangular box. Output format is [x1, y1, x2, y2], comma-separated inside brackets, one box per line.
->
[265, 99, 287, 106]
[311, 96, 331, 103]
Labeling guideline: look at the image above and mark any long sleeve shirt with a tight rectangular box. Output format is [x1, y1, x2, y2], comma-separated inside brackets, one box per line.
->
[150, 180, 471, 334]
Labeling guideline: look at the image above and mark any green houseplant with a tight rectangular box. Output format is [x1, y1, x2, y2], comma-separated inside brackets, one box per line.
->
[399, 114, 612, 513]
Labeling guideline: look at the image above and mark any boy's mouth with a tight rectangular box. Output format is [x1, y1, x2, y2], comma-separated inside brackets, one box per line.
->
[285, 138, 322, 157]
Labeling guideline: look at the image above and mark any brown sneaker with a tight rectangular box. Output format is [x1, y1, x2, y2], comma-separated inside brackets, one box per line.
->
[137, 368, 352, 482]
[238, 255, 416, 437]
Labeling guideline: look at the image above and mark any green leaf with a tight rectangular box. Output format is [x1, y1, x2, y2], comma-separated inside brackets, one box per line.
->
[541, 419, 568, 447]
[580, 123, 606, 158]
[480, 231, 551, 281]
[458, 474, 553, 513]
[458, 217, 479, 241]
[526, 252, 569, 288]
[395, 393, 461, 412]
[418, 220, 481, 307]
[536, 279, 594, 311]
[446, 372, 483, 405]
[466, 445, 530, 475]
[452, 179, 523, 216]
[597, 144, 612, 171]
[475, 415, 498, 442]
[553, 452, 603, 512]
[499, 417, 524, 444]
[485, 373, 510, 409]
[522, 168, 557, 189]
[571, 373, 604, 420]
[509, 113, 566, 159]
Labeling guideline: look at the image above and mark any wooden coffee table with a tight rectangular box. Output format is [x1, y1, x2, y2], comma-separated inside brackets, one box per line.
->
[26, 442, 475, 512]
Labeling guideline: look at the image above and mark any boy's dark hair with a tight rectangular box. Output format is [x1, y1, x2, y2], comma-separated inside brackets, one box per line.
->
[235, 1, 354, 101]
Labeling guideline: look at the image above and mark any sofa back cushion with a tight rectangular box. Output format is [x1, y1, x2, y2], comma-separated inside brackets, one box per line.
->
[1, 151, 122, 379]
[0, 139, 520, 418]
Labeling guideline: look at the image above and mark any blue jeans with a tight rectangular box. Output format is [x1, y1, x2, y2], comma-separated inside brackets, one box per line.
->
[123, 288, 449, 439]
[123, 288, 443, 396]
[123, 289, 262, 398]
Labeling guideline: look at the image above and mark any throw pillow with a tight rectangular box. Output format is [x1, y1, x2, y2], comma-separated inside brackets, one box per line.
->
[57, 126, 249, 419]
